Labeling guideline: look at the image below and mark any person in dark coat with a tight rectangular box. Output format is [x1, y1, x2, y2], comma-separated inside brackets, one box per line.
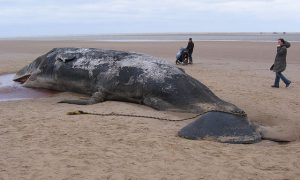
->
[186, 38, 194, 64]
[270, 38, 291, 88]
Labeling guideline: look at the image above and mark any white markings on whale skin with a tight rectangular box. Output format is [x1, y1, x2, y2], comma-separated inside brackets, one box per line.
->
[46, 50, 56, 58]
[47, 48, 92, 61]
[72, 57, 113, 77]
[65, 48, 92, 54]
[52, 48, 184, 82]
[118, 54, 183, 83]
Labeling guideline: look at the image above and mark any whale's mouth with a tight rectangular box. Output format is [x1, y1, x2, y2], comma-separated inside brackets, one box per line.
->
[13, 74, 31, 84]
[0, 73, 58, 102]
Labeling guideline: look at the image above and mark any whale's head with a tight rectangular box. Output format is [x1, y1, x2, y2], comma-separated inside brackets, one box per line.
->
[13, 48, 91, 90]
[13, 55, 44, 84]
[13, 48, 59, 87]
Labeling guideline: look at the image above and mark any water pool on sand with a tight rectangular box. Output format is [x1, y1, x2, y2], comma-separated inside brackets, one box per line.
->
[0, 74, 58, 102]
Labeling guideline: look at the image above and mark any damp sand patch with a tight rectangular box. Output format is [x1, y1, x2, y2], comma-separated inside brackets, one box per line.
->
[0, 73, 58, 102]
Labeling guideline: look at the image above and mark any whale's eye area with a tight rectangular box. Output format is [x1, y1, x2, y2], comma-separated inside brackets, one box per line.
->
[13, 74, 31, 84]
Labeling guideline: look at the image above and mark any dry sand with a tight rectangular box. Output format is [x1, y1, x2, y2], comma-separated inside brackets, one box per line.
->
[0, 40, 299, 179]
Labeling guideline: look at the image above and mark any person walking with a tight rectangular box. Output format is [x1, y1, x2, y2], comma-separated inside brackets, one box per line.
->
[270, 38, 291, 88]
[186, 38, 194, 64]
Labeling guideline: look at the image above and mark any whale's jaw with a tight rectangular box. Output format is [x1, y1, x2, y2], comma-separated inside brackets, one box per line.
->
[13, 74, 31, 84]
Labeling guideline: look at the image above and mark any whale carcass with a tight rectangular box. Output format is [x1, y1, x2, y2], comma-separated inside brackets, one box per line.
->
[14, 48, 262, 143]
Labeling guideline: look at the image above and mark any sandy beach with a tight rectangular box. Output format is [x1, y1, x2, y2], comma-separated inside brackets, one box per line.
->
[0, 40, 299, 179]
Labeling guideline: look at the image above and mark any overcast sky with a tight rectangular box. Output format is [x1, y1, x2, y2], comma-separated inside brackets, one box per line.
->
[0, 0, 299, 37]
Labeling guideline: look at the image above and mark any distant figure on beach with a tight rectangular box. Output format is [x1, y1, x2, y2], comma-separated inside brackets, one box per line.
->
[186, 38, 194, 64]
[270, 38, 291, 88]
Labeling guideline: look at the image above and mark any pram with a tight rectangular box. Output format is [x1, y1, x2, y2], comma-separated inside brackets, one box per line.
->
[175, 48, 189, 65]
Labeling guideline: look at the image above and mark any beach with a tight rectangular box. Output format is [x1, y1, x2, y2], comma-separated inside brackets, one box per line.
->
[0, 40, 300, 179]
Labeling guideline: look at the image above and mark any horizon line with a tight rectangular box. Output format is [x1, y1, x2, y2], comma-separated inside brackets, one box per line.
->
[1, 31, 300, 40]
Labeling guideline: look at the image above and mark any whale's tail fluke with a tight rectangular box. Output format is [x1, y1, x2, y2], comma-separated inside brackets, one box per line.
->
[178, 111, 261, 144]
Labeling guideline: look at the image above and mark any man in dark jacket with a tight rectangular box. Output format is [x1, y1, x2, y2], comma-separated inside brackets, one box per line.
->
[186, 38, 194, 64]
[271, 38, 291, 88]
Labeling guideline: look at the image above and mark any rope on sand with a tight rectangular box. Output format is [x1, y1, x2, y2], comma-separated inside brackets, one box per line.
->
[66, 110, 246, 122]
[67, 110, 200, 122]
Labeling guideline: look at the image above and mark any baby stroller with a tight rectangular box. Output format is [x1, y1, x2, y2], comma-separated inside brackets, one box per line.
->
[176, 48, 189, 65]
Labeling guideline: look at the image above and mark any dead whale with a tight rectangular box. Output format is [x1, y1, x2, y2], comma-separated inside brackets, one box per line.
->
[14, 48, 263, 143]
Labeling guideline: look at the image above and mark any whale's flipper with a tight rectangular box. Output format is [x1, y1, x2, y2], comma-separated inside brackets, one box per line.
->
[143, 96, 174, 111]
[58, 98, 97, 105]
[58, 92, 105, 105]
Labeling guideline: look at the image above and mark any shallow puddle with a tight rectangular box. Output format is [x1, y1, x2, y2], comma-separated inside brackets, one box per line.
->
[0, 73, 58, 102]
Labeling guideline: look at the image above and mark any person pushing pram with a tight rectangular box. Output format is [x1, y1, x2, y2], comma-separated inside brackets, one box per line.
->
[176, 38, 194, 65]
[176, 47, 189, 65]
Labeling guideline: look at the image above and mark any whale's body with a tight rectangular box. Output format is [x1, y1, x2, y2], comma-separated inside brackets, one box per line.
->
[14, 48, 263, 143]
[14, 48, 243, 114]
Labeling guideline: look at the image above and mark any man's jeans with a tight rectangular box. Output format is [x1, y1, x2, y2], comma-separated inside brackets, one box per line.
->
[274, 72, 291, 87]
[188, 53, 193, 63]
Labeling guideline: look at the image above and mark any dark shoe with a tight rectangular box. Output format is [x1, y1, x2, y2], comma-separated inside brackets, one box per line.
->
[271, 85, 279, 88]
[286, 82, 291, 88]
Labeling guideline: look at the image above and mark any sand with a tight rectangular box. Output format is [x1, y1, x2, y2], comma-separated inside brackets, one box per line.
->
[0, 40, 299, 179]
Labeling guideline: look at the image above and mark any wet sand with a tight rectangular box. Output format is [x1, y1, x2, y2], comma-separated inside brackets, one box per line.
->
[0, 74, 58, 101]
[0, 40, 300, 179]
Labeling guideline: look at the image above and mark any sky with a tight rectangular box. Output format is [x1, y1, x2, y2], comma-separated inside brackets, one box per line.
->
[0, 0, 299, 38]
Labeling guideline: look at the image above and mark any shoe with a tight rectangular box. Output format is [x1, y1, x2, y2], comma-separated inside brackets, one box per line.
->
[286, 82, 291, 88]
[271, 85, 279, 88]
